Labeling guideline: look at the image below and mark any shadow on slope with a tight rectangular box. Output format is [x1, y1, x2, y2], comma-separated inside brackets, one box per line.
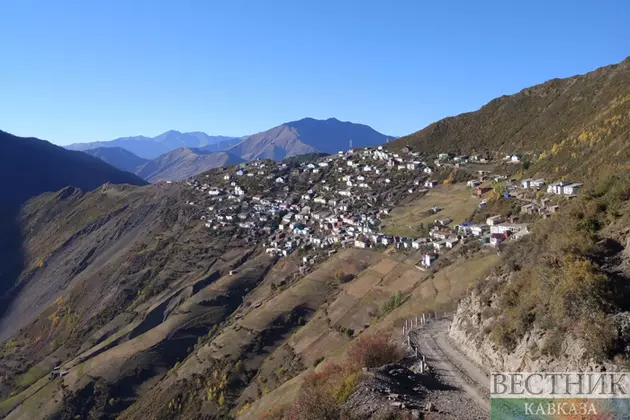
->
[0, 206, 25, 324]
[0, 130, 147, 343]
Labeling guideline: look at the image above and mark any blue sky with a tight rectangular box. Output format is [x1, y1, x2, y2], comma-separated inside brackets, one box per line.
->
[1, 0, 628, 145]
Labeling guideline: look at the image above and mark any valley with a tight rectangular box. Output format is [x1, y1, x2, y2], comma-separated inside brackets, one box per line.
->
[1, 56, 630, 420]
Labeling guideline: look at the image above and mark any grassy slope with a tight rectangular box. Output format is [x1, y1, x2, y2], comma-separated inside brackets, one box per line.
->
[381, 184, 480, 236]
[240, 250, 499, 419]
[388, 57, 630, 181]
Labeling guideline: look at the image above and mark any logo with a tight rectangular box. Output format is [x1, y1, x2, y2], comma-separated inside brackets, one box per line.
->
[490, 372, 630, 419]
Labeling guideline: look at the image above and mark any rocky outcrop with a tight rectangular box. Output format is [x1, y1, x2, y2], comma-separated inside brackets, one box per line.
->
[448, 277, 627, 373]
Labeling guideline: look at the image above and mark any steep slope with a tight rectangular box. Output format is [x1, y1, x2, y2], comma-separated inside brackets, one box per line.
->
[389, 56, 630, 179]
[0, 182, 266, 419]
[135, 147, 245, 182]
[83, 147, 149, 173]
[67, 131, 242, 159]
[228, 118, 393, 161]
[0, 130, 148, 354]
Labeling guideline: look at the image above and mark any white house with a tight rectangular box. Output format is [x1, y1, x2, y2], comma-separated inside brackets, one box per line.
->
[547, 181, 569, 195]
[445, 237, 459, 249]
[275, 177, 285, 184]
[563, 183, 583, 195]
[424, 180, 438, 188]
[433, 241, 446, 251]
[490, 223, 529, 235]
[520, 178, 533, 189]
[531, 179, 546, 188]
[470, 225, 486, 236]
[354, 239, 367, 248]
[486, 215, 503, 226]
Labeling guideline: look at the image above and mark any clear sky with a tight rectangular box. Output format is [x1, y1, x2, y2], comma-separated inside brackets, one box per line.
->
[1, 0, 628, 145]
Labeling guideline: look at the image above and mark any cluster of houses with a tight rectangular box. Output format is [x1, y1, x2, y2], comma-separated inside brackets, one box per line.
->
[176, 144, 581, 271]
[183, 145, 449, 260]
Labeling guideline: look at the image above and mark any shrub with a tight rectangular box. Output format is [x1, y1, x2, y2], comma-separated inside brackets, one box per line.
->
[487, 173, 630, 360]
[346, 331, 403, 369]
[380, 291, 408, 315]
[280, 332, 403, 419]
[287, 364, 344, 420]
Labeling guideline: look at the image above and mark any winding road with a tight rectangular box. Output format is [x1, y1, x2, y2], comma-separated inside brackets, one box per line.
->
[409, 318, 490, 413]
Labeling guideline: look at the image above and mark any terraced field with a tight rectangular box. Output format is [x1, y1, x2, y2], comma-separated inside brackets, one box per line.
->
[381, 184, 481, 236]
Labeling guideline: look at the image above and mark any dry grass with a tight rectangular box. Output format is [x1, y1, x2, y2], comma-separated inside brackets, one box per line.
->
[381, 184, 480, 236]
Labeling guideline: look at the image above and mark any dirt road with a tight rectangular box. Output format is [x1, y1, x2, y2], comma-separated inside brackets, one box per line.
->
[409, 318, 490, 413]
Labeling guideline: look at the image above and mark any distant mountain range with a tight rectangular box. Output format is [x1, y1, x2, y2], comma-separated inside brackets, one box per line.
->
[74, 118, 394, 181]
[67, 131, 243, 159]
[83, 147, 244, 182]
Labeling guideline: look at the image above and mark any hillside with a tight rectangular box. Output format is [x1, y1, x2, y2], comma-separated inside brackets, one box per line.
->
[135, 148, 245, 182]
[389, 56, 630, 179]
[83, 147, 149, 173]
[5, 59, 630, 420]
[228, 118, 393, 160]
[0, 148, 487, 420]
[0, 130, 148, 351]
[67, 131, 242, 159]
[0, 130, 147, 210]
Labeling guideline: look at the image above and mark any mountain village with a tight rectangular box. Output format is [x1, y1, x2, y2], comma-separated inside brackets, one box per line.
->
[179, 146, 583, 273]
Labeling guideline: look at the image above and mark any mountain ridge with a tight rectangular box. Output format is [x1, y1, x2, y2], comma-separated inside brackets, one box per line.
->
[83, 147, 149, 173]
[135, 147, 245, 182]
[67, 131, 243, 159]
[0, 130, 148, 209]
[227, 117, 394, 161]
[388, 56, 630, 180]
